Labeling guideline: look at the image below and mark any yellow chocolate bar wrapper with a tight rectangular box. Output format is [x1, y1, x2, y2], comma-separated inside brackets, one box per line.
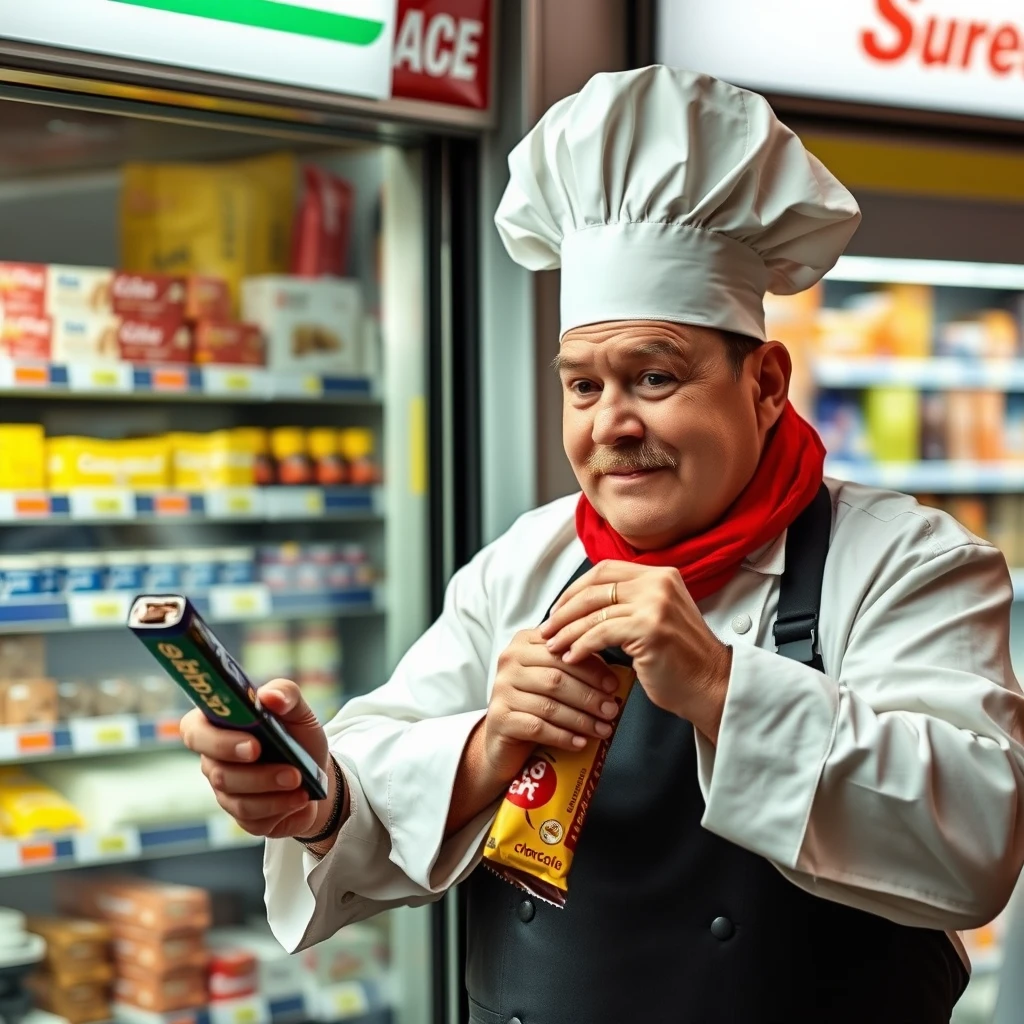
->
[482, 661, 635, 906]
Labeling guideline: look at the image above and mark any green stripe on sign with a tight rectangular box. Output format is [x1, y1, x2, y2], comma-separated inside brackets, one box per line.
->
[109, 0, 385, 46]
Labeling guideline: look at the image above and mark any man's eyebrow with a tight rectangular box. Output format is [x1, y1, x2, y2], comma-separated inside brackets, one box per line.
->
[551, 338, 688, 373]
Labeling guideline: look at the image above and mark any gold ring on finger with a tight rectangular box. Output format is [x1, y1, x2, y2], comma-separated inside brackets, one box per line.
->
[609, 582, 618, 605]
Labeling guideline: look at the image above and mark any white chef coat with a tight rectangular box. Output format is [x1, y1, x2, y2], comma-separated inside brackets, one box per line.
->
[264, 479, 1024, 965]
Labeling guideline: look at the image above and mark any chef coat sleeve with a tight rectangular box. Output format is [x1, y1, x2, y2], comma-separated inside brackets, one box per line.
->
[263, 546, 498, 953]
[695, 518, 1024, 931]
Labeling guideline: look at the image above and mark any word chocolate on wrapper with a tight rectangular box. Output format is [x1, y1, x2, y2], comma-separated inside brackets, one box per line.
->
[482, 661, 635, 905]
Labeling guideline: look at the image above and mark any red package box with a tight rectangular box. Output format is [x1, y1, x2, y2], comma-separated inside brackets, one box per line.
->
[193, 322, 264, 366]
[291, 165, 354, 278]
[1, 313, 52, 359]
[111, 273, 186, 319]
[117, 316, 192, 364]
[186, 276, 232, 322]
[0, 263, 47, 318]
[207, 950, 258, 1002]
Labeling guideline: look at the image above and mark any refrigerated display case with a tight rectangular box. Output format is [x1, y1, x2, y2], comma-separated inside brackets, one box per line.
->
[0, 7, 495, 1024]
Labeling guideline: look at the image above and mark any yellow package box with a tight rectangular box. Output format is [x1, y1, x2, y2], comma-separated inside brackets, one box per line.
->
[47, 437, 170, 489]
[170, 429, 260, 490]
[0, 424, 46, 489]
[0, 767, 85, 838]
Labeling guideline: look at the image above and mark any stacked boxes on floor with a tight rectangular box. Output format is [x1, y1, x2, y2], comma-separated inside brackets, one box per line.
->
[57, 877, 211, 1013]
[26, 916, 114, 1024]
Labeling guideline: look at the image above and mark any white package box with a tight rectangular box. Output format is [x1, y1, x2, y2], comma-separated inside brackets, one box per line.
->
[242, 276, 363, 375]
[52, 311, 121, 361]
[46, 264, 115, 315]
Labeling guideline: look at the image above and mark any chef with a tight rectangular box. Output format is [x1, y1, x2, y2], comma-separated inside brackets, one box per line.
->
[183, 67, 1024, 1023]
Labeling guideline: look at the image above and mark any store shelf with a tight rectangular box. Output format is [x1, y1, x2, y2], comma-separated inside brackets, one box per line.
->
[0, 812, 260, 877]
[825, 255, 1024, 291]
[0, 583, 385, 634]
[0, 712, 182, 764]
[814, 357, 1024, 391]
[826, 459, 1024, 493]
[0, 486, 383, 525]
[111, 981, 390, 1024]
[0, 360, 380, 404]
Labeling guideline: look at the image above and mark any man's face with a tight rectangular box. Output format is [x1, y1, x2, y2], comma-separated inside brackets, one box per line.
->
[558, 320, 790, 550]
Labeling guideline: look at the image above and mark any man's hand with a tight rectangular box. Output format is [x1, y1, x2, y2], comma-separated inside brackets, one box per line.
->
[181, 679, 335, 840]
[482, 628, 622, 784]
[539, 562, 732, 743]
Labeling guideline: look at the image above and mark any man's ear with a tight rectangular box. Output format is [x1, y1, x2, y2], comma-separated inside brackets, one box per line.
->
[750, 341, 791, 435]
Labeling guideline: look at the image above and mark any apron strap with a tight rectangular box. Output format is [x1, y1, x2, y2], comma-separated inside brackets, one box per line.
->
[773, 482, 833, 672]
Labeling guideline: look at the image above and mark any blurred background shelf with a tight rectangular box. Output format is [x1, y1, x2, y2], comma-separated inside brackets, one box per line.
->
[0, 486, 383, 524]
[0, 360, 380, 403]
[0, 712, 181, 764]
[0, 584, 385, 633]
[813, 358, 1024, 391]
[825, 460, 1024, 493]
[825, 255, 1024, 291]
[0, 813, 260, 877]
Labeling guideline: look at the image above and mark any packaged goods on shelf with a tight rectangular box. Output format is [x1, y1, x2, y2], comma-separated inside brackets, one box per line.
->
[257, 541, 373, 592]
[814, 285, 934, 360]
[270, 427, 313, 486]
[242, 622, 294, 687]
[0, 262, 48, 318]
[815, 392, 870, 462]
[27, 916, 113, 979]
[0, 554, 49, 601]
[184, 276, 233, 323]
[170, 429, 264, 489]
[865, 387, 920, 463]
[192, 321, 265, 366]
[291, 165, 355, 278]
[115, 963, 207, 1013]
[111, 922, 208, 973]
[47, 266, 115, 315]
[24, 972, 111, 1024]
[1005, 395, 1024, 460]
[308, 427, 347, 486]
[339, 428, 379, 485]
[116, 315, 193, 365]
[36, 752, 220, 829]
[207, 928, 307, 1002]
[207, 949, 258, 1002]
[242, 275, 364, 374]
[56, 876, 212, 933]
[0, 678, 58, 726]
[0, 767, 85, 837]
[301, 924, 387, 986]
[0, 423, 46, 489]
[120, 152, 296, 309]
[110, 273, 186, 319]
[936, 310, 1019, 359]
[945, 392, 1005, 462]
[0, 636, 45, 678]
[51, 312, 121, 362]
[47, 436, 170, 489]
[1, 313, 52, 359]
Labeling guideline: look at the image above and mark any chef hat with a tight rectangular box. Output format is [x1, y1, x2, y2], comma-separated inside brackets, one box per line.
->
[495, 66, 861, 341]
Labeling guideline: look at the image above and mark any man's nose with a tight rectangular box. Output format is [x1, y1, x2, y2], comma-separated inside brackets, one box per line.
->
[592, 399, 644, 446]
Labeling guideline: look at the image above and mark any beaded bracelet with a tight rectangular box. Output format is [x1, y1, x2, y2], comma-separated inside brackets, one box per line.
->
[296, 756, 345, 846]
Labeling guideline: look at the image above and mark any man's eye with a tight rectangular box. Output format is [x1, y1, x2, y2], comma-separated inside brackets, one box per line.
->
[641, 373, 673, 387]
[571, 380, 598, 395]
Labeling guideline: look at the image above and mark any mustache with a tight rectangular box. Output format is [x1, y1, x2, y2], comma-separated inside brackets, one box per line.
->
[586, 440, 678, 475]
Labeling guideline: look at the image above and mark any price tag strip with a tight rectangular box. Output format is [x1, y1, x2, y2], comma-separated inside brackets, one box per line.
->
[68, 362, 134, 393]
[68, 592, 134, 628]
[204, 488, 264, 519]
[206, 812, 261, 850]
[0, 491, 53, 521]
[70, 714, 140, 754]
[69, 488, 135, 521]
[201, 367, 268, 398]
[208, 996, 270, 1024]
[319, 982, 371, 1021]
[264, 487, 325, 520]
[208, 584, 272, 622]
[74, 827, 142, 865]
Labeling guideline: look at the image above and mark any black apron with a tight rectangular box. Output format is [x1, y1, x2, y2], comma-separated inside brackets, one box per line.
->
[465, 485, 967, 1024]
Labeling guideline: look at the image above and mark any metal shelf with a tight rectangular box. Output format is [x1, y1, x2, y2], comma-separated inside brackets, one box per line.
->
[826, 460, 1024, 494]
[0, 813, 260, 877]
[0, 584, 385, 634]
[813, 357, 1024, 391]
[0, 360, 380, 404]
[0, 486, 383, 525]
[0, 713, 182, 765]
[825, 255, 1024, 291]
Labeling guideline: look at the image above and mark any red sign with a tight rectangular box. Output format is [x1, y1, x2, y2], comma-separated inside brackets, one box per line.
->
[391, 0, 491, 110]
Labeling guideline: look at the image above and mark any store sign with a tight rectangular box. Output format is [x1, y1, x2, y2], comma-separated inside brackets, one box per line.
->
[657, 0, 1024, 121]
[391, 0, 491, 109]
[0, 0, 397, 99]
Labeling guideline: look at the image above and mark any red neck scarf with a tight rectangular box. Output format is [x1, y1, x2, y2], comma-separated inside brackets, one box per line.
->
[575, 403, 826, 602]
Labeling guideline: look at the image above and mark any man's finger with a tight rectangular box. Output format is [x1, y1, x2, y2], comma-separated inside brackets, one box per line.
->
[216, 789, 310, 823]
[503, 711, 589, 752]
[544, 603, 631, 655]
[510, 692, 615, 739]
[512, 645, 618, 692]
[510, 668, 619, 719]
[181, 713, 262, 762]
[549, 560, 638, 614]
[201, 756, 301, 795]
